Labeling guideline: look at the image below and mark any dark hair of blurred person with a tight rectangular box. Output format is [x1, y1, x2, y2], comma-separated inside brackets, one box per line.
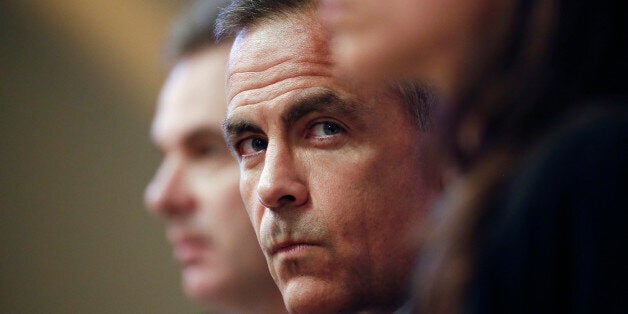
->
[320, 0, 628, 313]
[144, 1, 286, 312]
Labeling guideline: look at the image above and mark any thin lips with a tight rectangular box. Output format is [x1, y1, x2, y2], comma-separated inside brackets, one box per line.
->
[167, 225, 208, 245]
[169, 231, 208, 248]
[269, 240, 316, 256]
[168, 230, 209, 263]
[173, 237, 208, 264]
[172, 235, 206, 248]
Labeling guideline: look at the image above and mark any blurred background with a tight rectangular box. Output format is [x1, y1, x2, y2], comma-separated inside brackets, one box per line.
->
[1, 1, 202, 313]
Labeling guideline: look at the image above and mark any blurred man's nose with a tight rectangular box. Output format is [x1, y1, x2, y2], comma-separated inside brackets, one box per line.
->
[144, 157, 196, 218]
[256, 143, 308, 210]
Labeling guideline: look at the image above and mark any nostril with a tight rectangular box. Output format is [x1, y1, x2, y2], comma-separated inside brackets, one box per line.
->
[260, 194, 297, 209]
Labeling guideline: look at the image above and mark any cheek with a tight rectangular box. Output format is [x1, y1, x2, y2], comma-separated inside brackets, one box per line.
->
[239, 169, 264, 230]
[203, 165, 241, 205]
[207, 167, 261, 250]
[307, 151, 377, 236]
[193, 166, 245, 226]
[344, 144, 422, 231]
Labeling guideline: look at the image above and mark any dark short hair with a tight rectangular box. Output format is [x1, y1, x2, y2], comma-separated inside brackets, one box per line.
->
[163, 0, 233, 66]
[216, 0, 433, 130]
[215, 0, 314, 39]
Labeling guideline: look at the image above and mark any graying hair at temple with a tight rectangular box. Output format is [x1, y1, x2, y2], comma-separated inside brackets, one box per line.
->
[163, 0, 232, 67]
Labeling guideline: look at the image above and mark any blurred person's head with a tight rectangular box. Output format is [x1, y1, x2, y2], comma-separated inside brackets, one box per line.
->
[216, 1, 440, 312]
[319, 0, 517, 101]
[320, 0, 627, 167]
[144, 1, 285, 312]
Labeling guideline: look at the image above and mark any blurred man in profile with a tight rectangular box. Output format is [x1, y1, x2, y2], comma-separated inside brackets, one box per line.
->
[144, 1, 286, 313]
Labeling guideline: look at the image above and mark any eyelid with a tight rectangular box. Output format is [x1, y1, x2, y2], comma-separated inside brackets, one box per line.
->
[223, 119, 264, 151]
[306, 118, 347, 135]
[229, 131, 256, 152]
[236, 135, 267, 158]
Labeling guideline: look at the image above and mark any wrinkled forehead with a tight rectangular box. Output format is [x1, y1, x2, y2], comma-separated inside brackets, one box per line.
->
[226, 12, 332, 104]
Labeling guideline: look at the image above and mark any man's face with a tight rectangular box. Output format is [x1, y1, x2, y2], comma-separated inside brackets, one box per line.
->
[224, 13, 438, 313]
[145, 45, 275, 310]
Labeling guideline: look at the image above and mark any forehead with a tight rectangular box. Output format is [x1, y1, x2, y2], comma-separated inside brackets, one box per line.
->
[153, 46, 230, 140]
[226, 12, 336, 108]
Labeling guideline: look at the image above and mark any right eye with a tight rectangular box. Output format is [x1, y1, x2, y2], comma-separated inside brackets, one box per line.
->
[190, 141, 222, 159]
[238, 137, 268, 157]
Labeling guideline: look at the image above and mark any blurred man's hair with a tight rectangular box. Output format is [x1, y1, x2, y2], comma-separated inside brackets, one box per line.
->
[163, 0, 233, 67]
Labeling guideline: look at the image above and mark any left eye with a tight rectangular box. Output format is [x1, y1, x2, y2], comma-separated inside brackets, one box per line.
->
[310, 121, 345, 137]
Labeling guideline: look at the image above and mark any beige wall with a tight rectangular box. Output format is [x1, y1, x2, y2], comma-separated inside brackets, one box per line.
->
[1, 1, 201, 313]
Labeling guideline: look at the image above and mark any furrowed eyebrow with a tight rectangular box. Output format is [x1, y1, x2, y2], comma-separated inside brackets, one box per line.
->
[221, 119, 264, 152]
[281, 90, 361, 129]
[221, 89, 363, 152]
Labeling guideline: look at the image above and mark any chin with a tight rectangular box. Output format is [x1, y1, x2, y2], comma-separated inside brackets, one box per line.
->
[181, 266, 228, 307]
[282, 276, 354, 314]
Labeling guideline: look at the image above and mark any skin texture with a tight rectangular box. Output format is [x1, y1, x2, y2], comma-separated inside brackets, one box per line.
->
[144, 44, 285, 314]
[224, 12, 439, 313]
[319, 0, 515, 99]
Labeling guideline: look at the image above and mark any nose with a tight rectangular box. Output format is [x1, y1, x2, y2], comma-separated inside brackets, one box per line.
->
[144, 156, 196, 218]
[256, 143, 308, 209]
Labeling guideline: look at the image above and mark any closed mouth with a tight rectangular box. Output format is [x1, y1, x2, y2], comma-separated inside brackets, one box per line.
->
[269, 241, 317, 256]
[170, 233, 210, 265]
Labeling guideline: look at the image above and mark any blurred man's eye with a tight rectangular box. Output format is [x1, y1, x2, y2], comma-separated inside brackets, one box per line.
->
[190, 141, 223, 158]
